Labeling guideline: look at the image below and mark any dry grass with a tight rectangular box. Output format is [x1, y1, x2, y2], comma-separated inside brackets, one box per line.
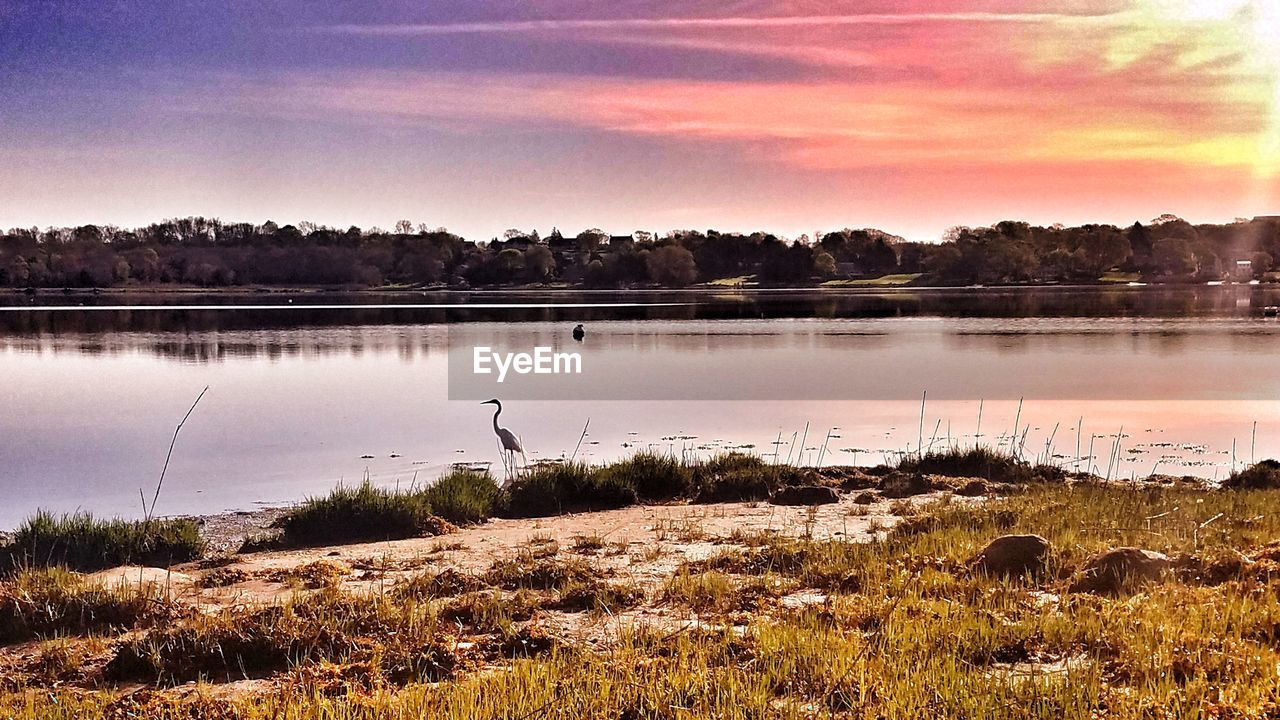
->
[0, 568, 186, 645]
[7, 482, 1280, 718]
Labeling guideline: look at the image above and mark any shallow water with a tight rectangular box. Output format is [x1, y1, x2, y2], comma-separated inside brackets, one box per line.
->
[1, 286, 1278, 528]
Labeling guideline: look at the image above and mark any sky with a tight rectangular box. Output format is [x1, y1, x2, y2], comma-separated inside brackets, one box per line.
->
[1, 0, 1278, 242]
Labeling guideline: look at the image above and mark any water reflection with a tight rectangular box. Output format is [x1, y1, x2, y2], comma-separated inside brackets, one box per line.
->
[1, 287, 1279, 527]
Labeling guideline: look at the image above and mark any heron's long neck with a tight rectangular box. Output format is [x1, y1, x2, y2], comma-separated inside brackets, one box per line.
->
[491, 404, 502, 432]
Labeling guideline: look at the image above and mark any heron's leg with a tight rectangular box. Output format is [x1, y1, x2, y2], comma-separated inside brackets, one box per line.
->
[496, 437, 512, 479]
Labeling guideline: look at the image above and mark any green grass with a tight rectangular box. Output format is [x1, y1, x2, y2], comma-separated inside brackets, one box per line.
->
[270, 476, 502, 548]
[272, 482, 443, 548]
[597, 452, 694, 501]
[504, 452, 777, 516]
[1, 511, 204, 573]
[691, 452, 794, 502]
[421, 469, 504, 525]
[263, 453, 834, 540]
[820, 273, 922, 287]
[897, 445, 1062, 484]
[503, 461, 637, 517]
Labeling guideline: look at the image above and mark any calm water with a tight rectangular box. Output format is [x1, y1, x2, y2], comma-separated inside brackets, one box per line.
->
[1, 286, 1278, 529]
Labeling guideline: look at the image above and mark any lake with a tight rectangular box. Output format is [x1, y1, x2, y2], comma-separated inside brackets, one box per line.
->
[1, 285, 1278, 529]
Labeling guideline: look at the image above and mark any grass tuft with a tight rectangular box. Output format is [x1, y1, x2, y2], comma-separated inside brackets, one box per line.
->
[692, 452, 782, 502]
[421, 469, 504, 525]
[504, 461, 637, 517]
[897, 446, 1040, 483]
[599, 452, 694, 501]
[2, 511, 203, 573]
[271, 481, 455, 548]
[485, 554, 606, 591]
[1223, 459, 1280, 489]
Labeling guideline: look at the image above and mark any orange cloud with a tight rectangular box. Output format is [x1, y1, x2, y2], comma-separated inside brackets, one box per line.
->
[269, 0, 1278, 180]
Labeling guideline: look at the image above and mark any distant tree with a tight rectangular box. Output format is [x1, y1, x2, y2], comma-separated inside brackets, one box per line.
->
[395, 220, 414, 234]
[575, 229, 607, 256]
[584, 258, 609, 288]
[525, 245, 555, 282]
[1153, 238, 1196, 276]
[646, 245, 698, 287]
[1126, 222, 1153, 271]
[496, 248, 524, 277]
[813, 250, 837, 277]
[1076, 225, 1131, 276]
[1252, 252, 1274, 277]
[7, 255, 30, 285]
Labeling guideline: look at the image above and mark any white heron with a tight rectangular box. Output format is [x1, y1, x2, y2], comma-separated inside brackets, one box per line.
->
[481, 398, 524, 480]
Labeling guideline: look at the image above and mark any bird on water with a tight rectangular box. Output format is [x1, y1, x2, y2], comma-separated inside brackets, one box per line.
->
[481, 398, 523, 481]
[572, 324, 585, 342]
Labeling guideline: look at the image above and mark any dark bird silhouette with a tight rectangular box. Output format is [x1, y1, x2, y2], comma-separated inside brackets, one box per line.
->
[572, 324, 585, 342]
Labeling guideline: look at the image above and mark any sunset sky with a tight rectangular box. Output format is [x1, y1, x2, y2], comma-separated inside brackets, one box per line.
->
[1, 0, 1277, 242]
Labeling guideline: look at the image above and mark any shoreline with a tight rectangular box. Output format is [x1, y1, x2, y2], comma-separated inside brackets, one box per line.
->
[3, 279, 1278, 299]
[0, 460, 1228, 552]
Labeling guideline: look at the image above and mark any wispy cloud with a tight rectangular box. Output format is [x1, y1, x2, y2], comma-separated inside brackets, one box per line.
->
[315, 11, 1118, 36]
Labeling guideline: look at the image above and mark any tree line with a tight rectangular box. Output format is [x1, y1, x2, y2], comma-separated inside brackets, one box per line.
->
[1, 215, 1277, 289]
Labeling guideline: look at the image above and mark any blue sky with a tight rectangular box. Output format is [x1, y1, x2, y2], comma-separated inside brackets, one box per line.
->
[2, 0, 1277, 240]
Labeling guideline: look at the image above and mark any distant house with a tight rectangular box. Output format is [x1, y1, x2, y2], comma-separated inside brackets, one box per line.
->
[548, 232, 574, 251]
[490, 236, 537, 251]
[1234, 259, 1254, 280]
[835, 262, 861, 277]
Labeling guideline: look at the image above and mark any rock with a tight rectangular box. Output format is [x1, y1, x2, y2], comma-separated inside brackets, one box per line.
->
[956, 479, 989, 497]
[878, 471, 930, 499]
[970, 534, 1052, 577]
[835, 469, 878, 490]
[1174, 550, 1250, 585]
[1069, 547, 1171, 594]
[852, 491, 878, 505]
[770, 485, 840, 506]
